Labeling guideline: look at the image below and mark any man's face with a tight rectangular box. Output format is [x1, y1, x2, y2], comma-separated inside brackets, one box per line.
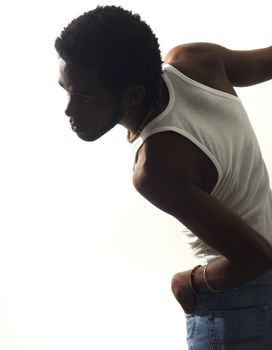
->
[58, 59, 124, 141]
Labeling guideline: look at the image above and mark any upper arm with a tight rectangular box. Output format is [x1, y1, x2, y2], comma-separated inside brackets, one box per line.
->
[165, 42, 272, 87]
[133, 148, 272, 269]
[219, 44, 272, 86]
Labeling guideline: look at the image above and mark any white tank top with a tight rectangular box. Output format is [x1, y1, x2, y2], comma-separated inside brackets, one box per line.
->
[131, 64, 272, 265]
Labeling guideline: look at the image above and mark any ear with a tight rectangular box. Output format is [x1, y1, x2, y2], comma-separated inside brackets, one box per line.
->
[121, 85, 146, 108]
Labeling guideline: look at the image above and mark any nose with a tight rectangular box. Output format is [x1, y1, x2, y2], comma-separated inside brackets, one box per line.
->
[65, 107, 71, 117]
[65, 96, 77, 118]
[65, 101, 73, 117]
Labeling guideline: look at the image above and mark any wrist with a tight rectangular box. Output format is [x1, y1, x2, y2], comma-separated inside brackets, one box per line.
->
[193, 265, 212, 293]
[193, 256, 268, 293]
[193, 264, 222, 293]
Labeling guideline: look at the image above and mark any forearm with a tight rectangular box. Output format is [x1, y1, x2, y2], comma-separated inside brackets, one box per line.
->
[194, 256, 272, 293]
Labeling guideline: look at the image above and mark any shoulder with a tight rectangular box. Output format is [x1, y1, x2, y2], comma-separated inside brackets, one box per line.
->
[164, 42, 236, 95]
[164, 42, 225, 67]
[133, 132, 218, 211]
[132, 133, 197, 216]
[164, 42, 227, 79]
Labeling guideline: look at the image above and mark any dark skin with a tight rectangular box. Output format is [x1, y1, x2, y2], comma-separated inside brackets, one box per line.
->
[59, 43, 272, 314]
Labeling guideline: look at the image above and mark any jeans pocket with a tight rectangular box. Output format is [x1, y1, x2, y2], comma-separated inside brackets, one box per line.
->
[208, 303, 270, 350]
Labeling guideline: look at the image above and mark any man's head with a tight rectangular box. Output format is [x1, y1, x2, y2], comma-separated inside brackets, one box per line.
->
[55, 6, 163, 141]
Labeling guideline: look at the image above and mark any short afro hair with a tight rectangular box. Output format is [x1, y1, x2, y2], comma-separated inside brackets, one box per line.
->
[55, 6, 163, 105]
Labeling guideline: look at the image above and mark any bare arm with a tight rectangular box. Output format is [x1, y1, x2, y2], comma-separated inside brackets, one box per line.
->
[133, 135, 272, 291]
[216, 44, 272, 87]
[165, 42, 272, 87]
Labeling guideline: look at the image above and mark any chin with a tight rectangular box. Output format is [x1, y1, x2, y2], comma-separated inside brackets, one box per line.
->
[76, 134, 99, 142]
[75, 130, 104, 142]
[72, 121, 118, 142]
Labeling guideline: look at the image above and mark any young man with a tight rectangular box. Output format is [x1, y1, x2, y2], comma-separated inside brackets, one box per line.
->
[55, 5, 272, 349]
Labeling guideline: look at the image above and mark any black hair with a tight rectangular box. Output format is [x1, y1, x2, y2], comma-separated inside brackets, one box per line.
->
[55, 5, 163, 106]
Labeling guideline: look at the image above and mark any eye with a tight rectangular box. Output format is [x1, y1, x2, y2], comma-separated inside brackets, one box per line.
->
[79, 95, 95, 104]
[82, 97, 93, 103]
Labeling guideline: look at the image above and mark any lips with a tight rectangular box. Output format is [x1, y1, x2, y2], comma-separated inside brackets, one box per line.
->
[70, 118, 89, 132]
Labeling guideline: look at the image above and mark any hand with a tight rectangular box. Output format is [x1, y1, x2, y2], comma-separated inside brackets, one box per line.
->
[171, 269, 196, 314]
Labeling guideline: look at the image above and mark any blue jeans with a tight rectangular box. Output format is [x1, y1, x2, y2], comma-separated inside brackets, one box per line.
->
[185, 269, 272, 350]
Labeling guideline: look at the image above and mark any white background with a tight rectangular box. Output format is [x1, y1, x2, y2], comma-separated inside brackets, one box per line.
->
[0, 1, 271, 349]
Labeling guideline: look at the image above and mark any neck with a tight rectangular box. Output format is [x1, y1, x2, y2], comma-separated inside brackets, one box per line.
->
[127, 104, 157, 143]
[121, 78, 169, 141]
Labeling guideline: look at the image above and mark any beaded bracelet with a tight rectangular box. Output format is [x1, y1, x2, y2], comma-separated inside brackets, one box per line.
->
[190, 265, 202, 294]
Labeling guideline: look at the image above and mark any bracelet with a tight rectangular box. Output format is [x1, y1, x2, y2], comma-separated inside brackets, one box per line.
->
[190, 265, 202, 294]
[203, 264, 222, 293]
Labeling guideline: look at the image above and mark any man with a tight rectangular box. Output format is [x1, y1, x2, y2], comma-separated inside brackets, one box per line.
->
[55, 5, 272, 349]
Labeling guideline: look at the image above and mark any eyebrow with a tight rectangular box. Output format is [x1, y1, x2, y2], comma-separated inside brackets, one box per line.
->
[58, 80, 95, 97]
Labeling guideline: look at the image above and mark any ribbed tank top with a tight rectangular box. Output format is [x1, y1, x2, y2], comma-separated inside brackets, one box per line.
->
[131, 64, 272, 265]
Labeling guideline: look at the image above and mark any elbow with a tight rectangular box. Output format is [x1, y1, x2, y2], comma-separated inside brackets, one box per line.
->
[266, 249, 272, 270]
[250, 249, 272, 276]
[233, 244, 272, 277]
[261, 241, 272, 272]
[241, 235, 272, 274]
